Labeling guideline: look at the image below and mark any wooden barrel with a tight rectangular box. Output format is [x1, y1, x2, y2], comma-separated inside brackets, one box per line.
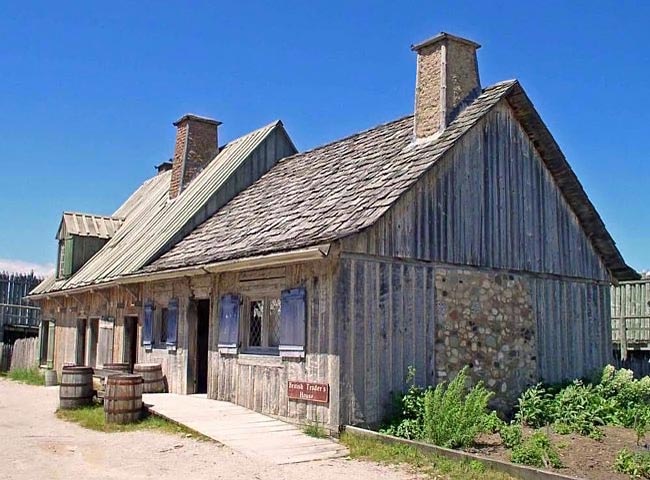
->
[103, 362, 131, 373]
[104, 374, 143, 424]
[43, 369, 58, 386]
[59, 366, 94, 409]
[133, 363, 165, 393]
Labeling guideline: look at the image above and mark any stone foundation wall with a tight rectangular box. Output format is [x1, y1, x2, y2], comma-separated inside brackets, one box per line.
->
[434, 268, 537, 410]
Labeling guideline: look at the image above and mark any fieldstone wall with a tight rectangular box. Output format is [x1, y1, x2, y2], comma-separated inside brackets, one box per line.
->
[434, 268, 537, 410]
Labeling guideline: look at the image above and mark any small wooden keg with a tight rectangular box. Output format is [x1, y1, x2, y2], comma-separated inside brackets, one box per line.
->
[59, 366, 94, 409]
[104, 374, 144, 424]
[133, 363, 165, 393]
[43, 369, 58, 386]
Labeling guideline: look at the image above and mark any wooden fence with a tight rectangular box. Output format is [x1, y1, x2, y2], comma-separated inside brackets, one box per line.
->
[612, 278, 650, 357]
[0, 337, 39, 372]
[0, 272, 43, 340]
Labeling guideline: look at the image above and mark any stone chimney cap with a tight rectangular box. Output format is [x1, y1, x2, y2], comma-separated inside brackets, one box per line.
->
[173, 113, 222, 127]
[411, 32, 481, 52]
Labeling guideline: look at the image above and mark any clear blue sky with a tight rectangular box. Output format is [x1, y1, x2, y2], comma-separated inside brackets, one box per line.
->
[0, 1, 648, 274]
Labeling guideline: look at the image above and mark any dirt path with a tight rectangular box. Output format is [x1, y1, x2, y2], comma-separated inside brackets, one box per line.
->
[0, 379, 416, 480]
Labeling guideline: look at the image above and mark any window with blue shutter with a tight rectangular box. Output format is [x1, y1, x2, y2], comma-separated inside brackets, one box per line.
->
[143, 300, 154, 348]
[166, 298, 179, 348]
[218, 294, 240, 352]
[279, 287, 306, 358]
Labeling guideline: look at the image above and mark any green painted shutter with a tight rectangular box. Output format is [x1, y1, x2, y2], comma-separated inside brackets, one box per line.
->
[63, 237, 74, 278]
[47, 320, 56, 368]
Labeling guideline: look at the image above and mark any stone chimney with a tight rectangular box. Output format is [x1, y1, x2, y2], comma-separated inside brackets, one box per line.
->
[169, 114, 221, 199]
[411, 32, 481, 139]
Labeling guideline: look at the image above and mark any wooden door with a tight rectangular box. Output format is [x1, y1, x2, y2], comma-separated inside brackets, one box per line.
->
[76, 318, 87, 366]
[123, 316, 138, 368]
[196, 300, 210, 394]
[87, 318, 99, 368]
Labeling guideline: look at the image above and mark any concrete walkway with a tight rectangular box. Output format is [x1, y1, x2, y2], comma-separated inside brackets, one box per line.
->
[143, 393, 349, 465]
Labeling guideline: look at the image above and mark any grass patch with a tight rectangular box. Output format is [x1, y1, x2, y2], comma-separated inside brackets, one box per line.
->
[56, 404, 210, 440]
[6, 368, 44, 385]
[341, 432, 514, 480]
[304, 421, 328, 438]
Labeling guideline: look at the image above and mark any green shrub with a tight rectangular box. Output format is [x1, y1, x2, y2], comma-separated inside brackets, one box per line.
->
[614, 448, 650, 478]
[515, 366, 650, 439]
[499, 423, 523, 449]
[421, 367, 494, 449]
[381, 366, 426, 440]
[511, 431, 562, 469]
[515, 383, 553, 428]
[382, 367, 496, 449]
[550, 381, 608, 437]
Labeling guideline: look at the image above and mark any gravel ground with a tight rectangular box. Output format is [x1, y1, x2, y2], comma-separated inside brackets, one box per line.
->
[0, 378, 416, 480]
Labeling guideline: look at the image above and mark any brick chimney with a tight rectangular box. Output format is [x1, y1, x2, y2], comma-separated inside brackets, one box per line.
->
[411, 32, 481, 139]
[169, 114, 221, 199]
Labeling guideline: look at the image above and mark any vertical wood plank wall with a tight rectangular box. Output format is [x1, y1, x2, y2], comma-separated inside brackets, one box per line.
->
[335, 256, 436, 427]
[41, 286, 141, 376]
[210, 261, 340, 429]
[529, 278, 611, 384]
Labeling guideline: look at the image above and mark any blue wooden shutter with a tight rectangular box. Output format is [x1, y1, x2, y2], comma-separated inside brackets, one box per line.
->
[142, 300, 154, 348]
[218, 294, 240, 349]
[166, 298, 179, 348]
[279, 287, 306, 357]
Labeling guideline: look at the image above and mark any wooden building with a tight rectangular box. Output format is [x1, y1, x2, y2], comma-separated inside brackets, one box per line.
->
[30, 32, 638, 431]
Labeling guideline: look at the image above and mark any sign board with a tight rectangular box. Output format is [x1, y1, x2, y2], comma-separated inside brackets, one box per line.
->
[288, 381, 329, 403]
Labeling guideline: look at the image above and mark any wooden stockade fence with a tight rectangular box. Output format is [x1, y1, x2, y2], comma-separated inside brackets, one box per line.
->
[612, 278, 650, 355]
[0, 272, 43, 342]
[0, 337, 39, 372]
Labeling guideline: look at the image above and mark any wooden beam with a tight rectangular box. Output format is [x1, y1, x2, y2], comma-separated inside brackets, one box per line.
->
[120, 284, 140, 303]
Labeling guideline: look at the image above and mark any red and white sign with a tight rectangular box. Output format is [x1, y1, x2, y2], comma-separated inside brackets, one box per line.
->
[288, 381, 329, 404]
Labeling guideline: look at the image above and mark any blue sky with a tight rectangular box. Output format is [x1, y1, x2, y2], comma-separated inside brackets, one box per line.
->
[0, 1, 648, 275]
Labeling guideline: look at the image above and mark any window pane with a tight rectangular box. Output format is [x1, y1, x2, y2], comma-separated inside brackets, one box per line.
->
[160, 308, 168, 344]
[268, 298, 281, 347]
[249, 300, 263, 347]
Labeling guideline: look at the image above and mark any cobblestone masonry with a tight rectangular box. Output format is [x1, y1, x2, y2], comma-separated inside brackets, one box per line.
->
[434, 268, 537, 410]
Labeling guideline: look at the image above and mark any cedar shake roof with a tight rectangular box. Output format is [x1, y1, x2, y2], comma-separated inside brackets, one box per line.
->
[143, 81, 637, 280]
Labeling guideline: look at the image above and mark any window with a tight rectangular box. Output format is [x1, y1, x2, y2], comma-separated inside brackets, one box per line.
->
[216, 286, 307, 358]
[154, 307, 168, 346]
[244, 297, 281, 353]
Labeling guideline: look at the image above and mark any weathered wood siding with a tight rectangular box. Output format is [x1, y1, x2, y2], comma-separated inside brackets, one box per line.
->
[529, 277, 611, 384]
[343, 100, 609, 282]
[335, 255, 436, 427]
[139, 278, 205, 395]
[210, 261, 340, 429]
[39, 286, 141, 376]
